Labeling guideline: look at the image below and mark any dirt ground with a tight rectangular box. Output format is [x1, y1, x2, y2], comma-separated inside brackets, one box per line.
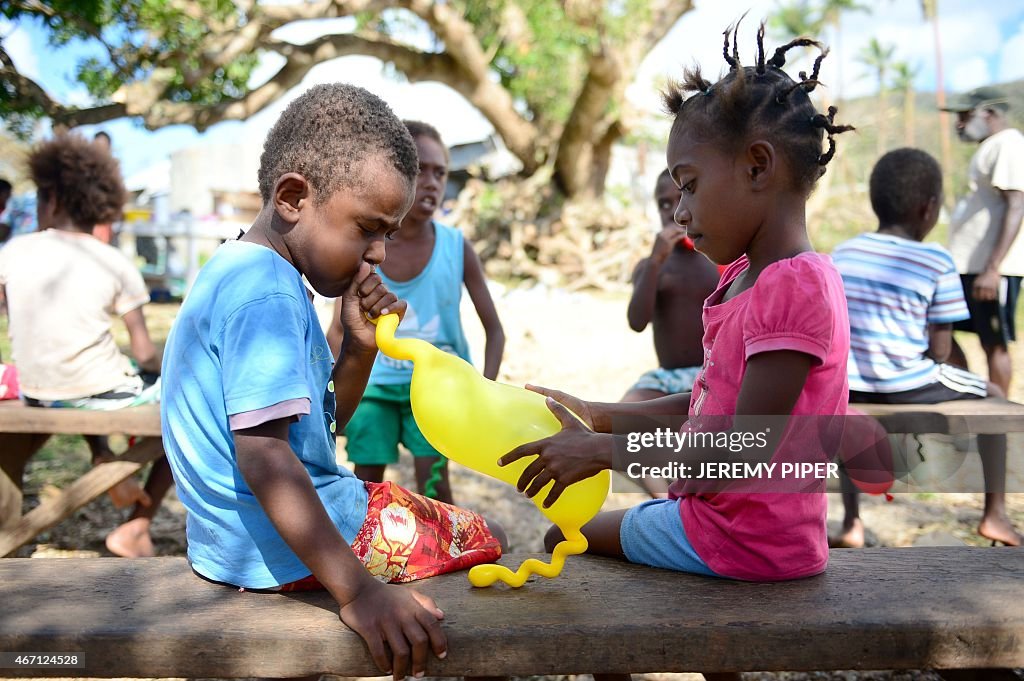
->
[9, 286, 1024, 681]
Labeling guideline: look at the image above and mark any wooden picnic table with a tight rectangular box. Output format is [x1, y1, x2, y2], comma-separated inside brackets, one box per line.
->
[0, 401, 163, 557]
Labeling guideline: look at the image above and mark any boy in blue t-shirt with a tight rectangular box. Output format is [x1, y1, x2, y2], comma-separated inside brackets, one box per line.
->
[160, 84, 506, 680]
[832, 148, 1021, 547]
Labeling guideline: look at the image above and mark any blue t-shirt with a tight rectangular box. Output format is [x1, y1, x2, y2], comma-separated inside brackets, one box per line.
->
[833, 233, 970, 393]
[161, 240, 368, 588]
[369, 222, 472, 384]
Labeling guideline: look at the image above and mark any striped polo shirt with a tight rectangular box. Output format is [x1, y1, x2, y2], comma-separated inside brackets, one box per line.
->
[833, 232, 969, 393]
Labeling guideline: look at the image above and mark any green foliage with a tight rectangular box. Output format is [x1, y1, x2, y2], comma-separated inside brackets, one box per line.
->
[3, 0, 258, 117]
[460, 0, 595, 127]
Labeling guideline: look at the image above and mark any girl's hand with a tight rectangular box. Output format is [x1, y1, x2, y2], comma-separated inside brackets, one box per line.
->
[524, 384, 602, 431]
[338, 579, 447, 681]
[499, 397, 612, 507]
[340, 262, 407, 353]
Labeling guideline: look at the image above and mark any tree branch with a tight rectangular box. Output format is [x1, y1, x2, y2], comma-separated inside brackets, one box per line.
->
[260, 0, 396, 27]
[393, 0, 542, 172]
[554, 0, 694, 195]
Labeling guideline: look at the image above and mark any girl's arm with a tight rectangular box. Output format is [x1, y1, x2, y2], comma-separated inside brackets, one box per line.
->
[122, 306, 161, 374]
[235, 418, 446, 680]
[503, 350, 813, 506]
[523, 384, 691, 433]
[462, 239, 504, 380]
[926, 323, 953, 363]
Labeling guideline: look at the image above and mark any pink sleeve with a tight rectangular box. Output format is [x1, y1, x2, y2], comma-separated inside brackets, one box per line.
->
[229, 397, 311, 431]
[743, 257, 836, 364]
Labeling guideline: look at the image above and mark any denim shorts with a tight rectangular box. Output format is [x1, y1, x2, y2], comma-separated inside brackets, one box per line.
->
[620, 498, 720, 577]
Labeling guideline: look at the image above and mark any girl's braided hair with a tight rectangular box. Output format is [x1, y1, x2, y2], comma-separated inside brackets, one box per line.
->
[663, 18, 855, 194]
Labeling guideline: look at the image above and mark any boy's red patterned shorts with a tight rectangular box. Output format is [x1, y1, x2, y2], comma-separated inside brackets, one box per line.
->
[279, 481, 501, 591]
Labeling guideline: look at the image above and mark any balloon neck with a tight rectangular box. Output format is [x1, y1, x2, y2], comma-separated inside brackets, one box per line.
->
[373, 312, 418, 362]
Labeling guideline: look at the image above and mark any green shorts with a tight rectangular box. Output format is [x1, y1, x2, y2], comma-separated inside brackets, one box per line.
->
[344, 383, 442, 465]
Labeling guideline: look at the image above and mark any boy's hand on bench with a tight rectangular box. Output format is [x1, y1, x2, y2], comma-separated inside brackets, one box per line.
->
[338, 579, 447, 681]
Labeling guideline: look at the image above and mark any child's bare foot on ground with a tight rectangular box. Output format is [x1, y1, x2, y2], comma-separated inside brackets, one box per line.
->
[94, 456, 152, 509]
[828, 518, 865, 548]
[105, 517, 155, 557]
[978, 516, 1023, 547]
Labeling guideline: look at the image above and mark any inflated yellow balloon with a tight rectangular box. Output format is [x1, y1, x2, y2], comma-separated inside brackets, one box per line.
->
[373, 312, 609, 587]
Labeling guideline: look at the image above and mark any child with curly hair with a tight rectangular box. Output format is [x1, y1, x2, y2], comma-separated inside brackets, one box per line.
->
[0, 132, 170, 557]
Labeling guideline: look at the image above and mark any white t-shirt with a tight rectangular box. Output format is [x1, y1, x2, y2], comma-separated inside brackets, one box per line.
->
[949, 127, 1024, 275]
[0, 229, 150, 400]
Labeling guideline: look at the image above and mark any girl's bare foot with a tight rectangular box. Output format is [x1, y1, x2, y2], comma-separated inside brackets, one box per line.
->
[105, 517, 155, 557]
[978, 516, 1023, 547]
[828, 518, 865, 549]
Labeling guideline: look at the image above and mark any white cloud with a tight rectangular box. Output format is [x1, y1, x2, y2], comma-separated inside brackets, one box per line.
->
[998, 21, 1024, 83]
[0, 20, 39, 80]
[630, 0, 1016, 112]
[949, 56, 991, 93]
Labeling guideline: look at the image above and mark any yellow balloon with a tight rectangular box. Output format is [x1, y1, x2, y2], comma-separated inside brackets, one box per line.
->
[372, 312, 609, 587]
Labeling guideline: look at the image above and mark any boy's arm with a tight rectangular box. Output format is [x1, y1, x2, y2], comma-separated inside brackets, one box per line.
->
[627, 225, 687, 331]
[926, 322, 953, 363]
[122, 306, 161, 374]
[627, 257, 660, 332]
[462, 240, 505, 380]
[332, 262, 407, 430]
[975, 189, 1024, 301]
[235, 418, 446, 680]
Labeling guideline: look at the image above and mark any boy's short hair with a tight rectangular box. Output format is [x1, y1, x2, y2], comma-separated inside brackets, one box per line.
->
[28, 133, 126, 227]
[258, 84, 419, 203]
[869, 148, 943, 225]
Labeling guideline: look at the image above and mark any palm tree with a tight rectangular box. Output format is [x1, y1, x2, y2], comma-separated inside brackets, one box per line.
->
[819, 0, 871, 104]
[858, 37, 896, 155]
[922, 0, 952, 201]
[891, 61, 920, 146]
[771, 0, 824, 37]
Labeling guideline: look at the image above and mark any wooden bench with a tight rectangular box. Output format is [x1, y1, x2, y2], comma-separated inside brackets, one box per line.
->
[0, 548, 1021, 678]
[0, 402, 163, 557]
[850, 396, 1024, 435]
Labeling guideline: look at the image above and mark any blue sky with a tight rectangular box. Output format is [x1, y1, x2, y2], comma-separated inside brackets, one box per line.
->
[3, 0, 1024, 181]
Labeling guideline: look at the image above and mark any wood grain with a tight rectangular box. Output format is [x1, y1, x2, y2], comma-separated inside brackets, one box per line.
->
[0, 548, 1021, 677]
[0, 403, 162, 437]
[851, 397, 1024, 434]
[0, 439, 164, 556]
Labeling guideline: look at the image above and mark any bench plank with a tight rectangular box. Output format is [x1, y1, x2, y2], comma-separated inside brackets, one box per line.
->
[0, 403, 162, 437]
[0, 548, 1021, 677]
[851, 397, 1024, 434]
[0, 438, 164, 557]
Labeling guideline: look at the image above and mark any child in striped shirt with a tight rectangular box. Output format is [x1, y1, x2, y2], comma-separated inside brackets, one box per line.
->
[832, 148, 1021, 547]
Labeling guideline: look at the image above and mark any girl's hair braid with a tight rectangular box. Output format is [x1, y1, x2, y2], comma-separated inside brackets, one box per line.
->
[662, 19, 855, 193]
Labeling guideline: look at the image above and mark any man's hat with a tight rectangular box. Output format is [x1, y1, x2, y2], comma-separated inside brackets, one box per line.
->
[940, 86, 1010, 113]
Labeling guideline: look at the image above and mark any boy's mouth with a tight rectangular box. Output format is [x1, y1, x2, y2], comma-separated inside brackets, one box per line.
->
[417, 195, 438, 211]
